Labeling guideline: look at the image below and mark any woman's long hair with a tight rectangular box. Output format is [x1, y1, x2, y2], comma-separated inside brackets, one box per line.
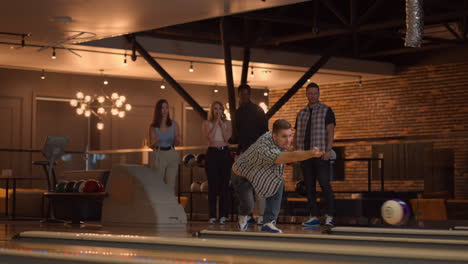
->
[208, 101, 226, 122]
[151, 99, 172, 128]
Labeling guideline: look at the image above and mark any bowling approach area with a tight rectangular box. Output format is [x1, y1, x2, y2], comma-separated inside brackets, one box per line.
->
[2, 220, 468, 264]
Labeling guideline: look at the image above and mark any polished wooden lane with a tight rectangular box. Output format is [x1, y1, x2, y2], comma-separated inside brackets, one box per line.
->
[12, 229, 468, 263]
[0, 221, 334, 264]
[2, 221, 468, 264]
[195, 229, 468, 250]
[329, 226, 468, 240]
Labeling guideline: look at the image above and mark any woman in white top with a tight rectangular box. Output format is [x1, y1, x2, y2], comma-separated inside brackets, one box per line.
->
[202, 101, 232, 225]
[149, 99, 181, 192]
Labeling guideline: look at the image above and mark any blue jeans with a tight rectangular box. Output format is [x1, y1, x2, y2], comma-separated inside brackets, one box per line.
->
[231, 173, 283, 223]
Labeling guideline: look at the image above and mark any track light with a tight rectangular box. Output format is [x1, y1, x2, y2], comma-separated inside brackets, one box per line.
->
[250, 67, 254, 78]
[160, 80, 166, 89]
[51, 48, 56, 59]
[123, 56, 127, 65]
[40, 69, 45, 80]
[189, 61, 194, 72]
[263, 89, 269, 97]
[100, 69, 109, 85]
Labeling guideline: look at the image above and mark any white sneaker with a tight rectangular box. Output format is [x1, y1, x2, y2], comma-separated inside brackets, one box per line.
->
[261, 222, 282, 233]
[208, 218, 216, 225]
[219, 216, 227, 225]
[257, 216, 264, 225]
[325, 215, 335, 226]
[238, 215, 249, 231]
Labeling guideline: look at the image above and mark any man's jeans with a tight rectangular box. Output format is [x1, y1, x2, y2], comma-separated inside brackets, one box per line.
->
[231, 173, 283, 223]
[301, 158, 335, 216]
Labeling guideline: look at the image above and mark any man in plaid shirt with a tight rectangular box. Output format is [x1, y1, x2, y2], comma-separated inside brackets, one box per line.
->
[233, 119, 323, 233]
[294, 82, 336, 227]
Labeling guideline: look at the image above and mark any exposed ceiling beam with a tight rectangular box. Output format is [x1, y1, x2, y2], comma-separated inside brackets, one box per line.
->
[259, 9, 468, 46]
[125, 35, 207, 120]
[319, 0, 349, 25]
[361, 42, 467, 58]
[219, 18, 237, 127]
[444, 23, 463, 40]
[237, 13, 338, 28]
[357, 0, 385, 26]
[266, 39, 344, 119]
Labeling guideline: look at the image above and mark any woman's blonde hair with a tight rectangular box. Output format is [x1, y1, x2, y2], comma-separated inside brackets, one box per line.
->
[208, 101, 226, 122]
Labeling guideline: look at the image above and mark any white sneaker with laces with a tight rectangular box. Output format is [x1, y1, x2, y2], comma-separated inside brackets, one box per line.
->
[219, 216, 227, 225]
[208, 218, 216, 225]
[238, 215, 249, 231]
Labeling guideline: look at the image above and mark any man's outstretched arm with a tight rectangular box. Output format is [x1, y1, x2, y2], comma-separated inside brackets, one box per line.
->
[275, 148, 324, 164]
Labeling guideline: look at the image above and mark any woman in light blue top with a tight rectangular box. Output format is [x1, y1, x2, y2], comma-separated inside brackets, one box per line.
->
[149, 99, 181, 192]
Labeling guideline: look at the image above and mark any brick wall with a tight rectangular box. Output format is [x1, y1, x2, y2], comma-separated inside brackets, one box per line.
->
[269, 62, 468, 199]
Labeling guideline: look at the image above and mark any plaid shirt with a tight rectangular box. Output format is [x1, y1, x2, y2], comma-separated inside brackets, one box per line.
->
[295, 102, 330, 151]
[232, 131, 284, 198]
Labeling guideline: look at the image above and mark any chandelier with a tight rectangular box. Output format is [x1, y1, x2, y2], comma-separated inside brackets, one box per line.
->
[69, 72, 131, 130]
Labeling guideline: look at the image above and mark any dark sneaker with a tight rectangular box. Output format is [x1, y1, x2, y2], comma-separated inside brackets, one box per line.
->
[302, 217, 321, 227]
[261, 222, 282, 233]
[247, 215, 256, 225]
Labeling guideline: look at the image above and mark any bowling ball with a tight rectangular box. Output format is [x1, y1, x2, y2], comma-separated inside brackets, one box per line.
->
[295, 180, 307, 196]
[381, 199, 410, 226]
[200, 181, 209, 192]
[78, 181, 86, 192]
[83, 179, 100, 193]
[196, 153, 207, 168]
[65, 181, 76, 192]
[190, 181, 201, 192]
[183, 153, 196, 167]
[73, 180, 86, 192]
[55, 181, 68, 193]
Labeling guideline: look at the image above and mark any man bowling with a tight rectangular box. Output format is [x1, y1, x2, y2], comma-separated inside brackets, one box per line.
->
[232, 119, 324, 233]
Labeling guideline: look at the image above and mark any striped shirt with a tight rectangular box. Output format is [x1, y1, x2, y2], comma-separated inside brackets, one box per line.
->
[232, 131, 284, 198]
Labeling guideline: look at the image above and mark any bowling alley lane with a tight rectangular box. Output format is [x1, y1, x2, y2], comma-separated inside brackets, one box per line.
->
[0, 221, 328, 264]
[2, 221, 468, 264]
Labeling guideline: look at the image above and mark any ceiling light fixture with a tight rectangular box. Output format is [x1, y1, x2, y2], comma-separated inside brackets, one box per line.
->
[160, 80, 166, 89]
[123, 50, 128, 65]
[263, 89, 269, 97]
[51, 48, 57, 59]
[69, 71, 131, 130]
[250, 67, 254, 78]
[40, 69, 46, 80]
[189, 61, 194, 72]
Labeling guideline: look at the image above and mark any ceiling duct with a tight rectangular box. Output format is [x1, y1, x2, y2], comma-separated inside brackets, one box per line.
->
[404, 0, 424, 47]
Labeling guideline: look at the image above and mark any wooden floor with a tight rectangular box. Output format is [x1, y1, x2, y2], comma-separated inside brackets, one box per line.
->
[0, 219, 467, 263]
[0, 219, 328, 264]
